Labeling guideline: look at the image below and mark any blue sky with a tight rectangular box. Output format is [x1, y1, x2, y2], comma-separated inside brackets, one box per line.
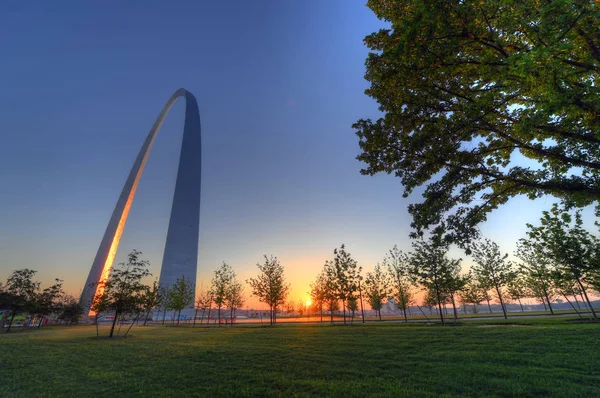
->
[0, 1, 592, 304]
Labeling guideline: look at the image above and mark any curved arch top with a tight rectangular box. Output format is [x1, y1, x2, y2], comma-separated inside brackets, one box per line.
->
[80, 88, 201, 314]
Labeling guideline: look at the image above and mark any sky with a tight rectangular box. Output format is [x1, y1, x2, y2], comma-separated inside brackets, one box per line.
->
[0, 1, 595, 308]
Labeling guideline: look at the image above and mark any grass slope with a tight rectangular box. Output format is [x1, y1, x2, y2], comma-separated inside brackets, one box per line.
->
[1, 319, 599, 397]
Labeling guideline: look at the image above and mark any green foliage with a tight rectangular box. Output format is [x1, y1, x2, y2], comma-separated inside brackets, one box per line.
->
[354, 0, 600, 245]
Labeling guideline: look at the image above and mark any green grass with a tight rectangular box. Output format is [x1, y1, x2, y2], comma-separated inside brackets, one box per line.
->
[1, 319, 599, 397]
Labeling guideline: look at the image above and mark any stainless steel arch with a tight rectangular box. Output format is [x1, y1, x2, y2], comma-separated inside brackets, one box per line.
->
[80, 88, 201, 314]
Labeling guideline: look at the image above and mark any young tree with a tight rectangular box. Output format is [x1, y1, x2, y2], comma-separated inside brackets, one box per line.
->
[159, 286, 170, 325]
[470, 239, 513, 319]
[58, 295, 84, 325]
[140, 280, 162, 326]
[194, 288, 212, 325]
[364, 263, 390, 321]
[225, 278, 245, 323]
[516, 241, 557, 314]
[3, 269, 40, 332]
[167, 276, 195, 326]
[459, 275, 486, 315]
[384, 246, 413, 322]
[296, 299, 306, 317]
[520, 204, 599, 320]
[284, 301, 295, 315]
[212, 262, 235, 325]
[347, 297, 359, 323]
[325, 244, 361, 325]
[354, 1, 600, 246]
[89, 250, 151, 338]
[410, 235, 460, 325]
[33, 278, 64, 328]
[246, 255, 290, 325]
[444, 271, 468, 322]
[506, 273, 527, 313]
[309, 272, 327, 322]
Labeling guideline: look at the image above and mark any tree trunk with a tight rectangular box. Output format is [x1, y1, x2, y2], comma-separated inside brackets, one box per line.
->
[574, 294, 582, 309]
[542, 286, 554, 315]
[124, 312, 140, 337]
[485, 295, 492, 314]
[541, 298, 547, 311]
[378, 308, 382, 321]
[561, 292, 583, 318]
[517, 298, 524, 312]
[109, 311, 119, 338]
[6, 312, 16, 333]
[320, 306, 323, 323]
[342, 300, 346, 325]
[95, 315, 99, 337]
[143, 309, 152, 326]
[450, 294, 458, 322]
[217, 306, 221, 326]
[330, 305, 334, 324]
[193, 306, 199, 326]
[433, 282, 445, 325]
[580, 293, 588, 310]
[575, 277, 598, 321]
[494, 285, 507, 319]
[162, 308, 167, 325]
[176, 309, 181, 326]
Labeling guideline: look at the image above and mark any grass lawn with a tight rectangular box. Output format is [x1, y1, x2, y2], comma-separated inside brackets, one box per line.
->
[1, 319, 599, 397]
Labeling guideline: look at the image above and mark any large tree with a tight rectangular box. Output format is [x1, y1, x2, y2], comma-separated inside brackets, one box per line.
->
[246, 255, 290, 325]
[354, 0, 600, 245]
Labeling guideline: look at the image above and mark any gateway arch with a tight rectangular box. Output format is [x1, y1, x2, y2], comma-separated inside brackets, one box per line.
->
[80, 88, 201, 314]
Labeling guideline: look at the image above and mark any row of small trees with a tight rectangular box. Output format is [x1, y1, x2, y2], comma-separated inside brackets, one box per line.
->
[2, 204, 597, 334]
[308, 205, 600, 325]
[0, 270, 82, 333]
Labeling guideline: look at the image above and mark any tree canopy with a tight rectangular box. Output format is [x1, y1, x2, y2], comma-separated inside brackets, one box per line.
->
[354, 0, 600, 245]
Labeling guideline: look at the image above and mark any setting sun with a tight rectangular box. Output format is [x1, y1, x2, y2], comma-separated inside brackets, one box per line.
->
[306, 299, 312, 307]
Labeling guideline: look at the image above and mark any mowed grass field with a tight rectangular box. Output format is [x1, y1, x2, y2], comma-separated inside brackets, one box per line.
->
[1, 319, 599, 397]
